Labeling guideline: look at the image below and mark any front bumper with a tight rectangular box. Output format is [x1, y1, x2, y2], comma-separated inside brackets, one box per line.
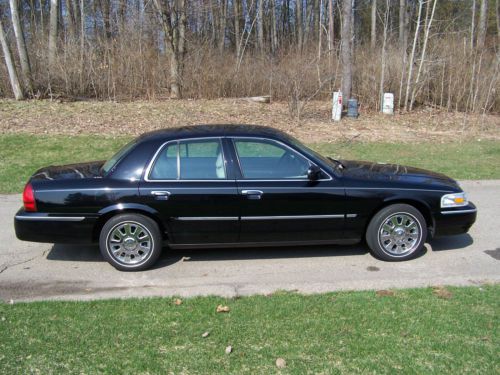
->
[14, 209, 98, 244]
[433, 202, 477, 237]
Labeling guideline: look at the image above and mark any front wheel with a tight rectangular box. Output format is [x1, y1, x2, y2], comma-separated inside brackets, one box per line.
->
[99, 213, 163, 271]
[366, 204, 427, 261]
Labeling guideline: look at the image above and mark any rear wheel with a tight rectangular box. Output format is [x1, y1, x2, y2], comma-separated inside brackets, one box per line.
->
[366, 204, 427, 261]
[99, 213, 162, 271]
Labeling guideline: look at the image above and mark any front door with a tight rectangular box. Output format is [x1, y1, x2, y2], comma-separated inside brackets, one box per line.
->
[139, 137, 239, 244]
[230, 137, 346, 243]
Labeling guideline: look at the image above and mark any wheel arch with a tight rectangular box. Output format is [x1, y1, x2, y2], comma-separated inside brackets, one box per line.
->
[365, 198, 435, 238]
[92, 204, 169, 242]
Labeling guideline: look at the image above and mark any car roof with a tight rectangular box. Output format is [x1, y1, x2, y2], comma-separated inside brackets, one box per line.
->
[138, 124, 291, 142]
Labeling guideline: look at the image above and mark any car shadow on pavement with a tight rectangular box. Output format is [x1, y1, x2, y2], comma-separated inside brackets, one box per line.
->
[46, 235, 472, 269]
[430, 234, 473, 251]
[47, 244, 183, 268]
[46, 243, 370, 266]
[171, 244, 370, 263]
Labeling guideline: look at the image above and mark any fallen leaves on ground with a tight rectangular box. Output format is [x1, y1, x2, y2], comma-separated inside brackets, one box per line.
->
[225, 345, 232, 354]
[276, 358, 287, 368]
[201, 331, 210, 338]
[173, 298, 183, 305]
[433, 286, 453, 299]
[216, 305, 230, 313]
[376, 290, 395, 297]
[2, 99, 498, 144]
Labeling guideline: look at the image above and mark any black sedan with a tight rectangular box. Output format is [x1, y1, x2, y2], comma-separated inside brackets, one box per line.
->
[15, 125, 477, 271]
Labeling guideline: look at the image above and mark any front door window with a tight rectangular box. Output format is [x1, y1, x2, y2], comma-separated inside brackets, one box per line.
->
[234, 139, 310, 179]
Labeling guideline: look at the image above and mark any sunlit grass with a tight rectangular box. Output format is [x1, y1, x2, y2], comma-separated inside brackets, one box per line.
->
[0, 286, 498, 374]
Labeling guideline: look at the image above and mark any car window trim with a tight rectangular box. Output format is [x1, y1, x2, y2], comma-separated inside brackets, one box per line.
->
[230, 136, 333, 182]
[144, 137, 231, 182]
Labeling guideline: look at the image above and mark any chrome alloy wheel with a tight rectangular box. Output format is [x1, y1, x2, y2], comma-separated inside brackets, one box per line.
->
[377, 212, 422, 257]
[106, 221, 153, 265]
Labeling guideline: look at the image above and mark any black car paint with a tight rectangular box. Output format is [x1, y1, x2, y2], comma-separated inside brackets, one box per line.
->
[15, 125, 477, 247]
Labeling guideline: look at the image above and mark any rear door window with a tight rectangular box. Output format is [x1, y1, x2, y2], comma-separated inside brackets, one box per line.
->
[149, 139, 226, 180]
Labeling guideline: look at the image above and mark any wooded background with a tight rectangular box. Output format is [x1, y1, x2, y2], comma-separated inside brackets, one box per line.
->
[0, 0, 499, 113]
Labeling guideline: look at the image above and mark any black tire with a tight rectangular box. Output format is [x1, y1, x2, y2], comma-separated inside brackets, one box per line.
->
[99, 213, 163, 271]
[366, 204, 427, 261]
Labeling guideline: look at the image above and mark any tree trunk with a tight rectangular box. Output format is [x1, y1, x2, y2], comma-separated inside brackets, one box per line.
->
[0, 17, 24, 99]
[496, 0, 500, 45]
[399, 0, 406, 47]
[341, 0, 352, 100]
[80, 0, 85, 91]
[410, 0, 437, 110]
[219, 0, 227, 52]
[296, 0, 303, 52]
[9, 0, 33, 92]
[100, 0, 111, 40]
[234, 0, 241, 58]
[257, 0, 264, 52]
[271, 0, 278, 53]
[313, 0, 320, 40]
[404, 0, 423, 111]
[48, 0, 58, 67]
[477, 0, 489, 49]
[152, 0, 186, 99]
[379, 0, 389, 111]
[328, 0, 334, 52]
[66, 0, 76, 37]
[370, 0, 376, 49]
[471, 0, 477, 49]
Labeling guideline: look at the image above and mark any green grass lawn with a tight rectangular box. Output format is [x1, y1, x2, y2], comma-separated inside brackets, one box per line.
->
[0, 134, 499, 193]
[0, 286, 498, 374]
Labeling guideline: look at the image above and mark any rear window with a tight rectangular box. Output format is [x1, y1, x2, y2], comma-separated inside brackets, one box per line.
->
[101, 140, 137, 175]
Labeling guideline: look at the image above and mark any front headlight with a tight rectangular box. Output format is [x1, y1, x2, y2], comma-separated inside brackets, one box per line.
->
[441, 192, 468, 208]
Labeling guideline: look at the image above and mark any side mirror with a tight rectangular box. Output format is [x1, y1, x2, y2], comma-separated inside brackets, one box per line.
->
[307, 165, 321, 181]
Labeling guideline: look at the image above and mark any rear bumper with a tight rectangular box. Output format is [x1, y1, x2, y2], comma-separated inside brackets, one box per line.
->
[433, 203, 477, 237]
[14, 209, 98, 244]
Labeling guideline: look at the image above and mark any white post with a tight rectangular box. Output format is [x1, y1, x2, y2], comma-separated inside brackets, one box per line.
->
[382, 93, 394, 114]
[332, 91, 343, 121]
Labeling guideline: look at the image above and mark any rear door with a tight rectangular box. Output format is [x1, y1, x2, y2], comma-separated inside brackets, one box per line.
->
[139, 137, 239, 244]
[230, 137, 346, 243]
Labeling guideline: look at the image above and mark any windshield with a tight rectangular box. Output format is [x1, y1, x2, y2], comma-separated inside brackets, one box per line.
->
[100, 140, 137, 175]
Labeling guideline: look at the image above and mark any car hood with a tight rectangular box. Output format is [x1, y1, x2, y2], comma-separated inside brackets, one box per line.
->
[339, 159, 460, 189]
[31, 161, 105, 180]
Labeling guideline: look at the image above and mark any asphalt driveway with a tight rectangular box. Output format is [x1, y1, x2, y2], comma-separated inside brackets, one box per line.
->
[1, 180, 499, 302]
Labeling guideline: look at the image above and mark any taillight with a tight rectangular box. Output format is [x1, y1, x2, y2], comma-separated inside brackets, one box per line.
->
[23, 183, 37, 212]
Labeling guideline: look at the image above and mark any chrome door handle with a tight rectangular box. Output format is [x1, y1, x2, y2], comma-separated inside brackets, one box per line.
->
[151, 191, 171, 200]
[241, 190, 263, 200]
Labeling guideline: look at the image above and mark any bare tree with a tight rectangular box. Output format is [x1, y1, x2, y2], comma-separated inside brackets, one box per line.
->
[477, 0, 489, 49]
[497, 0, 500, 44]
[410, 0, 437, 110]
[9, 0, 32, 92]
[341, 0, 352, 99]
[234, 0, 241, 58]
[399, 0, 407, 47]
[219, 0, 227, 52]
[257, 0, 264, 52]
[371, 0, 376, 49]
[403, 0, 423, 111]
[470, 0, 477, 49]
[328, 0, 334, 52]
[153, 0, 187, 99]
[271, 0, 278, 53]
[296, 0, 303, 52]
[313, 0, 320, 39]
[0, 16, 24, 99]
[379, 0, 389, 111]
[48, 0, 58, 67]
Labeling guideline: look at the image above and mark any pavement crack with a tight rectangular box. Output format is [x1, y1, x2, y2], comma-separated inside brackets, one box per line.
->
[0, 249, 50, 275]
